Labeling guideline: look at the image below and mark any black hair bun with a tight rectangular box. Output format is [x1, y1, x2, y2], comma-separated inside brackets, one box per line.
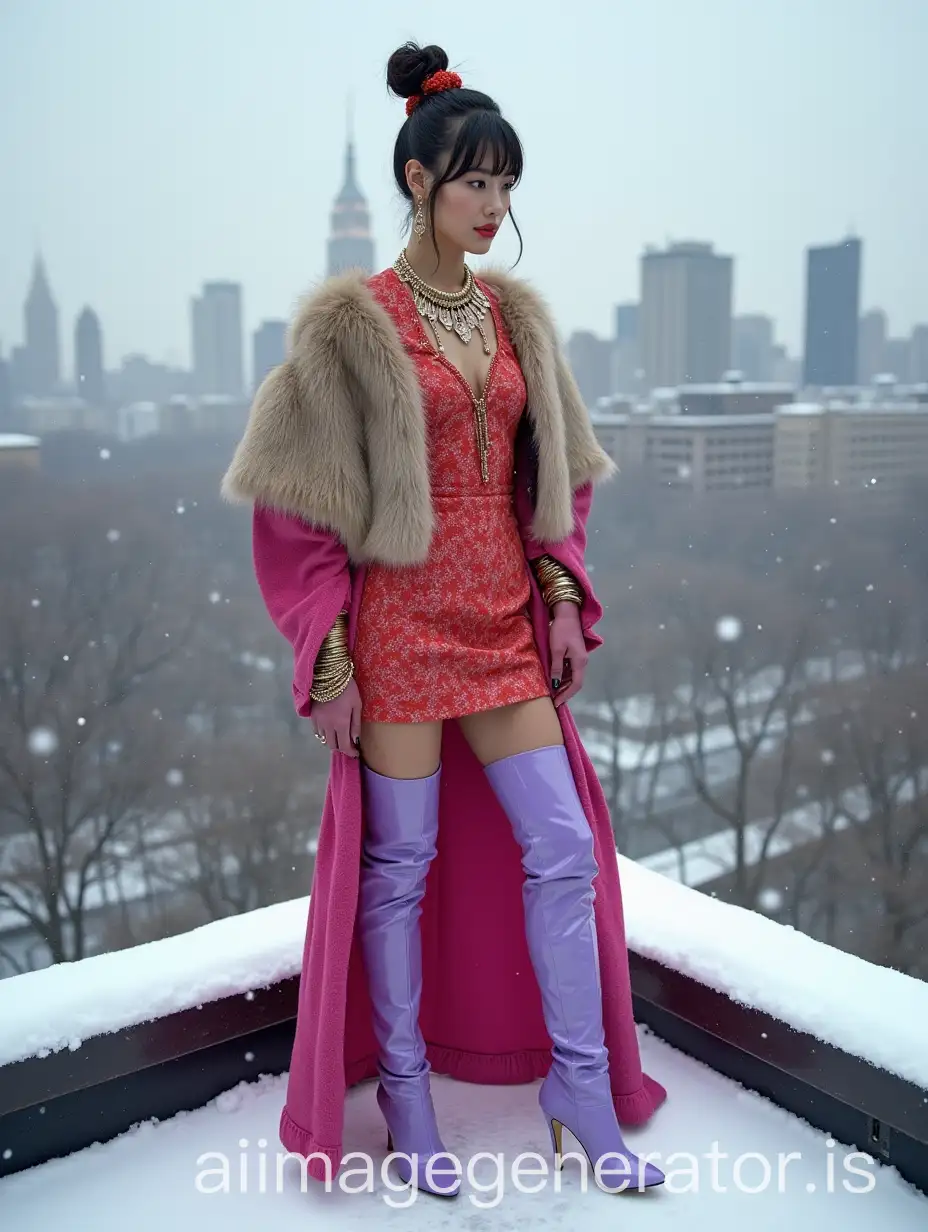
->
[386, 42, 449, 99]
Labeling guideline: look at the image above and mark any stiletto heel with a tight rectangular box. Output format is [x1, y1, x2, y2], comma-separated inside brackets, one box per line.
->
[547, 1116, 564, 1169]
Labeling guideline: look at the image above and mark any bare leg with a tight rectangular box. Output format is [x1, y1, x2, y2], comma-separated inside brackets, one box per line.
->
[359, 718, 443, 777]
[455, 695, 562, 766]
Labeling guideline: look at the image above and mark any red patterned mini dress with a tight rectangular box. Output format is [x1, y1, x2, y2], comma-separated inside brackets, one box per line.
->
[351, 268, 550, 723]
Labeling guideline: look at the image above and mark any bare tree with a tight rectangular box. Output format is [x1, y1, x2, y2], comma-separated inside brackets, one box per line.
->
[785, 664, 928, 977]
[634, 564, 821, 904]
[140, 734, 323, 919]
[0, 478, 200, 965]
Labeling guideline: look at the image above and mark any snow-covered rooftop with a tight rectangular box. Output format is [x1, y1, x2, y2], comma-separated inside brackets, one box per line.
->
[647, 414, 776, 429]
[0, 433, 40, 449]
[1, 860, 926, 1222]
[1, 1028, 924, 1226]
[678, 382, 796, 396]
[777, 401, 928, 417]
[2, 860, 926, 1090]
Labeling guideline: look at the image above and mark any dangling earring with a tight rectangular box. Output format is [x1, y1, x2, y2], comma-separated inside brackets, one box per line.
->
[413, 196, 426, 239]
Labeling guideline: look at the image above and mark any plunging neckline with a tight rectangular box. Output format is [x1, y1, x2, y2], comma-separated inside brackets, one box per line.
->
[394, 269, 503, 408]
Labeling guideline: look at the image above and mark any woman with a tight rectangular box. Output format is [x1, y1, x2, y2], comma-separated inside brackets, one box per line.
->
[222, 42, 666, 1197]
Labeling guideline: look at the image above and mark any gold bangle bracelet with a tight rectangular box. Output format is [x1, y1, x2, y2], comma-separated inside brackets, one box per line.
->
[533, 554, 583, 608]
[309, 611, 354, 701]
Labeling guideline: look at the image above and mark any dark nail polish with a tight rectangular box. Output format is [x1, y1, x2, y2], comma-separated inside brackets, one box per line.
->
[552, 677, 560, 690]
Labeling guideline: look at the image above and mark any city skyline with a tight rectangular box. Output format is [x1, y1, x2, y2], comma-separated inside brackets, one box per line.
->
[8, 224, 927, 405]
[2, 0, 926, 367]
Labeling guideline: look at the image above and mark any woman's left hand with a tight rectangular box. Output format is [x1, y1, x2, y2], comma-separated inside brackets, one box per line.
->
[549, 602, 588, 709]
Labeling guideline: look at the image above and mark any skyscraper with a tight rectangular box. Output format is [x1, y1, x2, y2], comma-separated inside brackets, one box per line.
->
[612, 302, 640, 394]
[567, 331, 612, 407]
[640, 241, 733, 388]
[23, 254, 61, 395]
[733, 315, 775, 381]
[191, 282, 244, 396]
[802, 237, 862, 387]
[857, 307, 887, 384]
[0, 347, 11, 428]
[326, 134, 375, 277]
[75, 306, 106, 406]
[252, 320, 287, 392]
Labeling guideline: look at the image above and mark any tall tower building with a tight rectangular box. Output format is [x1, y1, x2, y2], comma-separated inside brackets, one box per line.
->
[567, 331, 612, 406]
[252, 320, 287, 392]
[75, 307, 106, 406]
[857, 307, 886, 385]
[326, 129, 375, 277]
[23, 254, 61, 396]
[802, 237, 861, 387]
[733, 315, 775, 381]
[640, 241, 733, 389]
[0, 346, 11, 428]
[191, 282, 244, 396]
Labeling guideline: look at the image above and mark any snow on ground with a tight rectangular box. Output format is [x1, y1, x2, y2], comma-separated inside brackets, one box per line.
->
[2, 860, 927, 1095]
[1, 1029, 924, 1230]
[621, 862, 928, 1091]
[0, 896, 308, 1066]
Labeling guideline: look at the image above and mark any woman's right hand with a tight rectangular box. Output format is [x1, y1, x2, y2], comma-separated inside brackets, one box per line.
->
[310, 677, 363, 758]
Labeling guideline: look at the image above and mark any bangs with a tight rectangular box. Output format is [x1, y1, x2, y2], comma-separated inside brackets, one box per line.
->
[441, 109, 523, 184]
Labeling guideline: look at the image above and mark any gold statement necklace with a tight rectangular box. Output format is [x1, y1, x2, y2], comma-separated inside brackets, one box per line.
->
[393, 249, 494, 483]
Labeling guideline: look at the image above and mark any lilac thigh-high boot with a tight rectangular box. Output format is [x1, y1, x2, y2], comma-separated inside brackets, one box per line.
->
[483, 743, 664, 1193]
[358, 760, 462, 1198]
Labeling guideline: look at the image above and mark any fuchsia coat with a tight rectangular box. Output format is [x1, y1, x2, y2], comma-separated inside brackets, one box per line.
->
[253, 476, 666, 1180]
[224, 267, 667, 1181]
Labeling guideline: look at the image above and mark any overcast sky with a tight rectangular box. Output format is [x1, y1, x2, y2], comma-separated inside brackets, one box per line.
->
[2, 0, 925, 375]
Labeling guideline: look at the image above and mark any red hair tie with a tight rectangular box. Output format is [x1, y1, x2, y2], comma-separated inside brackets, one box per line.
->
[406, 70, 463, 116]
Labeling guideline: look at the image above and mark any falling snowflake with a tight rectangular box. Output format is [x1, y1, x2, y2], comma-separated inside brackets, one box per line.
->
[865, 584, 874, 592]
[244, 1051, 255, 1063]
[166, 768, 184, 787]
[209, 591, 222, 604]
[715, 616, 742, 642]
[677, 463, 692, 480]
[820, 749, 835, 765]
[99, 448, 111, 460]
[27, 727, 58, 756]
[107, 529, 120, 543]
[757, 887, 783, 912]
[176, 503, 186, 515]
[31, 598, 41, 608]
[77, 717, 86, 727]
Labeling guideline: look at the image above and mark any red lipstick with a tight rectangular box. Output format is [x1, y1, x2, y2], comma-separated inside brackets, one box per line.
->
[475, 225, 498, 238]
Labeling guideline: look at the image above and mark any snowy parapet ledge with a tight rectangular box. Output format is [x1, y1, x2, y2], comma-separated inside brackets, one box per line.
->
[0, 897, 308, 1068]
[620, 858, 928, 1091]
[1, 865, 927, 1096]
